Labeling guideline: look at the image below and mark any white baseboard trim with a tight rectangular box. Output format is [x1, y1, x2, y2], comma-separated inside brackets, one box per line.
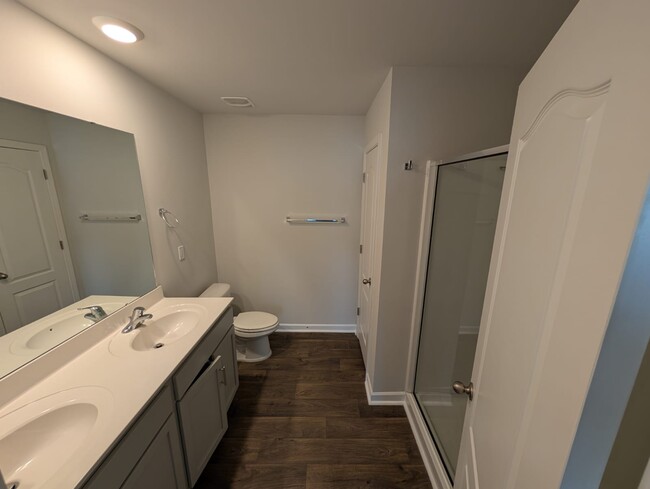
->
[364, 374, 405, 405]
[404, 393, 452, 489]
[275, 323, 356, 333]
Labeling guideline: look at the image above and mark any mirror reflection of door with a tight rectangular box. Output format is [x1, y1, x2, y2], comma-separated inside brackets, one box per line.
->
[0, 96, 157, 379]
[0, 142, 77, 335]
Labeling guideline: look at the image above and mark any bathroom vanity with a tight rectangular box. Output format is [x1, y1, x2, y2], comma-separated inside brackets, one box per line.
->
[0, 287, 238, 489]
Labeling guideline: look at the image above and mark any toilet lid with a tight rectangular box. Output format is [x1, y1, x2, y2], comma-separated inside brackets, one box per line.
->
[234, 311, 279, 331]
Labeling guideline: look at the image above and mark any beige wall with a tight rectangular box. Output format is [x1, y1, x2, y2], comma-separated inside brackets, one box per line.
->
[204, 114, 364, 325]
[0, 0, 217, 297]
[367, 66, 524, 392]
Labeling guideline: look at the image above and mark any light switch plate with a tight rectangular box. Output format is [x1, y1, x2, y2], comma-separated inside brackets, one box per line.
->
[178, 245, 185, 261]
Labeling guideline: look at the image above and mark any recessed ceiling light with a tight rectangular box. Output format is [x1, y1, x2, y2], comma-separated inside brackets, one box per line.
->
[221, 97, 255, 108]
[92, 16, 144, 44]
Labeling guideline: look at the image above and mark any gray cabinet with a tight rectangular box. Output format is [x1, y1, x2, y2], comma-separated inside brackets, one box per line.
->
[82, 384, 186, 489]
[172, 311, 236, 487]
[121, 416, 187, 489]
[177, 354, 228, 486]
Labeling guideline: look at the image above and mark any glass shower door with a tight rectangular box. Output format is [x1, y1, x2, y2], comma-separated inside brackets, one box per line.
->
[413, 152, 507, 481]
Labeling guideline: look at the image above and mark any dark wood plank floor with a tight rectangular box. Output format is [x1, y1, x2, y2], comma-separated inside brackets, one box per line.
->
[195, 333, 432, 489]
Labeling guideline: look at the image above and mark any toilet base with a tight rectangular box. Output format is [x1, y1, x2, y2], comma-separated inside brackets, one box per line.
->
[236, 334, 272, 362]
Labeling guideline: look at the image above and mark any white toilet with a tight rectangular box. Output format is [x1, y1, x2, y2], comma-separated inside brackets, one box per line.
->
[200, 283, 279, 362]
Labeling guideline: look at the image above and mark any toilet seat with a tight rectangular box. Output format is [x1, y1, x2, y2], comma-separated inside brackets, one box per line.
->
[200, 283, 278, 362]
[234, 312, 279, 338]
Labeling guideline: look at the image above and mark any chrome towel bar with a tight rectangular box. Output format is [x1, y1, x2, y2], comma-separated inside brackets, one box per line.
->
[79, 213, 142, 222]
[285, 216, 346, 224]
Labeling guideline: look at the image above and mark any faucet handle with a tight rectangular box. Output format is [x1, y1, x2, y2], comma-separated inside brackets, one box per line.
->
[78, 305, 108, 319]
[130, 306, 147, 320]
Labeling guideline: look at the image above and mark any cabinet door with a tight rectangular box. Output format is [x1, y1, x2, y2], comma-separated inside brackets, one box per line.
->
[177, 354, 228, 487]
[121, 415, 187, 489]
[215, 326, 239, 408]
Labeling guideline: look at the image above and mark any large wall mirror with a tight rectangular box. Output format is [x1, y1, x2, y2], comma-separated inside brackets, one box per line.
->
[0, 97, 156, 378]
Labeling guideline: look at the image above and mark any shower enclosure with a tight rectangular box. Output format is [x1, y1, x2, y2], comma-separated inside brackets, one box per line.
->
[412, 147, 508, 482]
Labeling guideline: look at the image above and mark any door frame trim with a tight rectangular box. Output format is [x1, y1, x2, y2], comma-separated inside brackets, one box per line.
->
[440, 144, 510, 166]
[357, 134, 383, 381]
[0, 138, 80, 302]
[404, 159, 439, 391]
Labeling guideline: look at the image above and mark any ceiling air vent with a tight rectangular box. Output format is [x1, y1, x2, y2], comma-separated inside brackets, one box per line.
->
[221, 96, 254, 108]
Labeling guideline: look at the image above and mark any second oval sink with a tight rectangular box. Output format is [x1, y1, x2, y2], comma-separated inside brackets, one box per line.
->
[0, 386, 112, 489]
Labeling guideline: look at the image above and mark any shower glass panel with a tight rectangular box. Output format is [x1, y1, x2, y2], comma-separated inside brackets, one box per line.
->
[413, 152, 507, 480]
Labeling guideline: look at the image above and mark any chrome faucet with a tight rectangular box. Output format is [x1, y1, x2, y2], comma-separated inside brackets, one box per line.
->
[122, 306, 153, 334]
[0, 469, 14, 489]
[78, 305, 108, 323]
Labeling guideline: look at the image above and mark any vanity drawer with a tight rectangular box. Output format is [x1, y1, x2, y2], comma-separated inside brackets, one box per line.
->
[173, 307, 233, 400]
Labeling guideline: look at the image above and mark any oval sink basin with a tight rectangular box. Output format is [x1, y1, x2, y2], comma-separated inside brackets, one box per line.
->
[131, 310, 200, 351]
[10, 302, 128, 355]
[109, 303, 206, 355]
[0, 386, 112, 489]
[26, 315, 93, 350]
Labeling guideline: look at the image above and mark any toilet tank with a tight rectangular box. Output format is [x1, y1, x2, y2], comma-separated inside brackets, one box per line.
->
[200, 283, 231, 298]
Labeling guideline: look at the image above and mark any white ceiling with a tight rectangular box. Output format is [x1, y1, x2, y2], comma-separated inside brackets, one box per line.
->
[18, 0, 578, 115]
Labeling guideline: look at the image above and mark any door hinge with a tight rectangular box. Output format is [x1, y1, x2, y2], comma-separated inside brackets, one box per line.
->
[362, 172, 366, 183]
[359, 244, 363, 254]
[59, 240, 64, 250]
[43, 169, 49, 180]
[357, 307, 360, 316]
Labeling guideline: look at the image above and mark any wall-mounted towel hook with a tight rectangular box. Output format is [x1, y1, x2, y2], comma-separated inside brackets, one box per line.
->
[159, 208, 180, 228]
[404, 160, 414, 171]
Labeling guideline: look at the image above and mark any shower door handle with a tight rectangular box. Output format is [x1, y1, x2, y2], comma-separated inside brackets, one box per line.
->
[452, 380, 474, 401]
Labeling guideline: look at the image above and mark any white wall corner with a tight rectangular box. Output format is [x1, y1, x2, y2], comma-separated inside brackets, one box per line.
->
[364, 373, 405, 405]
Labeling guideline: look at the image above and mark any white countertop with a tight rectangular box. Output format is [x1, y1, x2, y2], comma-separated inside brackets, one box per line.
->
[0, 292, 233, 489]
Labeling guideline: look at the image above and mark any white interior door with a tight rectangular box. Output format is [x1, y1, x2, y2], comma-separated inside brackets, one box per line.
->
[357, 138, 380, 362]
[0, 142, 77, 334]
[455, 1, 650, 488]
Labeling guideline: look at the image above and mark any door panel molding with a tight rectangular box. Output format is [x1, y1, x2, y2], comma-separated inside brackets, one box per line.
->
[504, 85, 609, 489]
[457, 0, 650, 483]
